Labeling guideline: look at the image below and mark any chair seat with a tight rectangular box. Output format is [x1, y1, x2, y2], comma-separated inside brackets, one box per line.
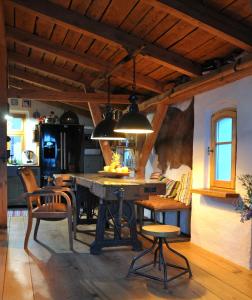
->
[135, 196, 191, 211]
[142, 224, 180, 238]
[33, 203, 67, 213]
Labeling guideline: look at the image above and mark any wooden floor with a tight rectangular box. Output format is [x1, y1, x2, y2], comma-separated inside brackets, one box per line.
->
[0, 215, 251, 300]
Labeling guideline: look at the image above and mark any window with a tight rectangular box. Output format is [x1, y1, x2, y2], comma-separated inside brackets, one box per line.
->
[210, 109, 236, 190]
[7, 115, 25, 164]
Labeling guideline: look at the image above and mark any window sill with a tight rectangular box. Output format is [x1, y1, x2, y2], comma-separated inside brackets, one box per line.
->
[191, 188, 239, 199]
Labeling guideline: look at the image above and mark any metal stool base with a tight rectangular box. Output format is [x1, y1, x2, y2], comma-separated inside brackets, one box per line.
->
[127, 237, 192, 289]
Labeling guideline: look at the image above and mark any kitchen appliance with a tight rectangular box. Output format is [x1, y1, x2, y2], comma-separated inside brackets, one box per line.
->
[22, 150, 37, 164]
[83, 127, 104, 173]
[39, 124, 84, 186]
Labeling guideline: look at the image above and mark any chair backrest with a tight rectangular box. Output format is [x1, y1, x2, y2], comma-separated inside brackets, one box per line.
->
[17, 167, 39, 193]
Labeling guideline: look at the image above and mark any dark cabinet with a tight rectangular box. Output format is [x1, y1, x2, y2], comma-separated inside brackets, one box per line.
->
[7, 166, 40, 207]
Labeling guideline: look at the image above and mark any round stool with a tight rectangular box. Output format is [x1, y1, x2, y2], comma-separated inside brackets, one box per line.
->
[127, 224, 192, 289]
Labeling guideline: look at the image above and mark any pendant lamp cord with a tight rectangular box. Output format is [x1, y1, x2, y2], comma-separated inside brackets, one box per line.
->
[132, 56, 136, 92]
[107, 75, 111, 106]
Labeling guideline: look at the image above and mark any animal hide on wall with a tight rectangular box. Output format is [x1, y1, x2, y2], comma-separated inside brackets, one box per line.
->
[154, 100, 194, 172]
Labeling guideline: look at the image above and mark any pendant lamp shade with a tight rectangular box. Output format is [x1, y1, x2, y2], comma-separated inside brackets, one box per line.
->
[91, 110, 126, 140]
[91, 76, 126, 140]
[114, 96, 153, 134]
[114, 57, 153, 134]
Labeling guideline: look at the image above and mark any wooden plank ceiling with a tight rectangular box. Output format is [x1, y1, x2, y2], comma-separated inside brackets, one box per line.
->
[3, 0, 252, 115]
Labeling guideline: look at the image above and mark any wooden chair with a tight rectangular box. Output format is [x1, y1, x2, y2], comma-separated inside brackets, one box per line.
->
[53, 174, 77, 239]
[17, 167, 75, 250]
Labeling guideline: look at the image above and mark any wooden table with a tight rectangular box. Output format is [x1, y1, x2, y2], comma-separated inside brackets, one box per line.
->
[69, 173, 166, 254]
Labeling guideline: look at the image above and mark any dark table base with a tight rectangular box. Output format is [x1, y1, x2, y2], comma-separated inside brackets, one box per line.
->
[76, 185, 142, 254]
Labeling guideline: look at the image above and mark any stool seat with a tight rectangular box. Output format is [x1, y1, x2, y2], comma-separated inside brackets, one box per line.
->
[142, 224, 180, 238]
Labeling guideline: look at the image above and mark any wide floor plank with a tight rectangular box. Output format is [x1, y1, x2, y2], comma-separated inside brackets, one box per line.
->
[2, 216, 34, 300]
[0, 216, 251, 300]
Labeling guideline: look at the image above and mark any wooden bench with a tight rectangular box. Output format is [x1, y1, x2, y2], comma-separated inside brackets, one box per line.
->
[135, 195, 191, 236]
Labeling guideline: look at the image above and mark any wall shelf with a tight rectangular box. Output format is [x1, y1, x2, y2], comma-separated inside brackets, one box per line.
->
[191, 188, 239, 198]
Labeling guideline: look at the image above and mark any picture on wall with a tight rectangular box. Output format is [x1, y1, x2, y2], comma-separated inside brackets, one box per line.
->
[22, 99, 31, 108]
[10, 98, 19, 106]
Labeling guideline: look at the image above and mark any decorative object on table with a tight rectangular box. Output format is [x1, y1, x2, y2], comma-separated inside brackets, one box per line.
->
[59, 110, 79, 124]
[114, 55, 153, 134]
[91, 76, 126, 140]
[45, 111, 58, 124]
[22, 99, 31, 108]
[236, 174, 252, 222]
[100, 151, 129, 177]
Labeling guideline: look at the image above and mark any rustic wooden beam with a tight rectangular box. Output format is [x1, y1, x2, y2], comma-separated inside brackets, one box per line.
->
[88, 103, 112, 165]
[8, 52, 87, 88]
[8, 78, 34, 90]
[9, 68, 79, 92]
[7, 0, 201, 77]
[139, 54, 252, 111]
[0, 1, 8, 227]
[91, 47, 145, 90]
[9, 79, 91, 115]
[136, 104, 169, 178]
[143, 0, 252, 51]
[43, 101, 91, 118]
[6, 26, 165, 93]
[8, 88, 128, 104]
[7, 88, 130, 104]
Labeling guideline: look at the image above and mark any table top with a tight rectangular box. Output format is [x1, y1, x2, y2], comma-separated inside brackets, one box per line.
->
[69, 173, 164, 186]
[58, 173, 166, 200]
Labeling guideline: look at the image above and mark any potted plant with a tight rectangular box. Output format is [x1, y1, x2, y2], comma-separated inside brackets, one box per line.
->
[236, 174, 252, 222]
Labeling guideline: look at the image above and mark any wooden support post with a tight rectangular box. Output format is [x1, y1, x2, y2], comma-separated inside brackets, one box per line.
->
[136, 104, 168, 178]
[0, 2, 8, 228]
[88, 103, 112, 166]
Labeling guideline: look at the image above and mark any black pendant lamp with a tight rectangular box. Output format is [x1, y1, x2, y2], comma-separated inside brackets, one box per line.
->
[114, 56, 153, 134]
[91, 77, 126, 140]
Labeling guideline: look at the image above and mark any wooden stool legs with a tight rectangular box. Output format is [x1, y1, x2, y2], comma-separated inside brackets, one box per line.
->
[128, 238, 192, 289]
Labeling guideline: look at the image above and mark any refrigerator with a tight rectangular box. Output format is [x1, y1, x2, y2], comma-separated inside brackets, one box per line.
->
[39, 124, 84, 186]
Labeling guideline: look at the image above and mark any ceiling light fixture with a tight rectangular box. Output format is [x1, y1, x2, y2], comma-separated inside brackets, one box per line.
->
[114, 56, 153, 134]
[91, 76, 126, 140]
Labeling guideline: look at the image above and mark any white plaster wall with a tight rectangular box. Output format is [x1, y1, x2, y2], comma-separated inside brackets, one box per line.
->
[145, 100, 192, 234]
[192, 76, 252, 269]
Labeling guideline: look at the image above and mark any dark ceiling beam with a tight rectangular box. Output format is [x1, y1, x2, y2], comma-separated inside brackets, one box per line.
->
[8, 52, 87, 89]
[139, 54, 252, 111]
[8, 79, 91, 114]
[143, 0, 252, 51]
[43, 101, 91, 118]
[8, 67, 79, 91]
[7, 88, 130, 104]
[6, 26, 165, 93]
[7, 0, 201, 77]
